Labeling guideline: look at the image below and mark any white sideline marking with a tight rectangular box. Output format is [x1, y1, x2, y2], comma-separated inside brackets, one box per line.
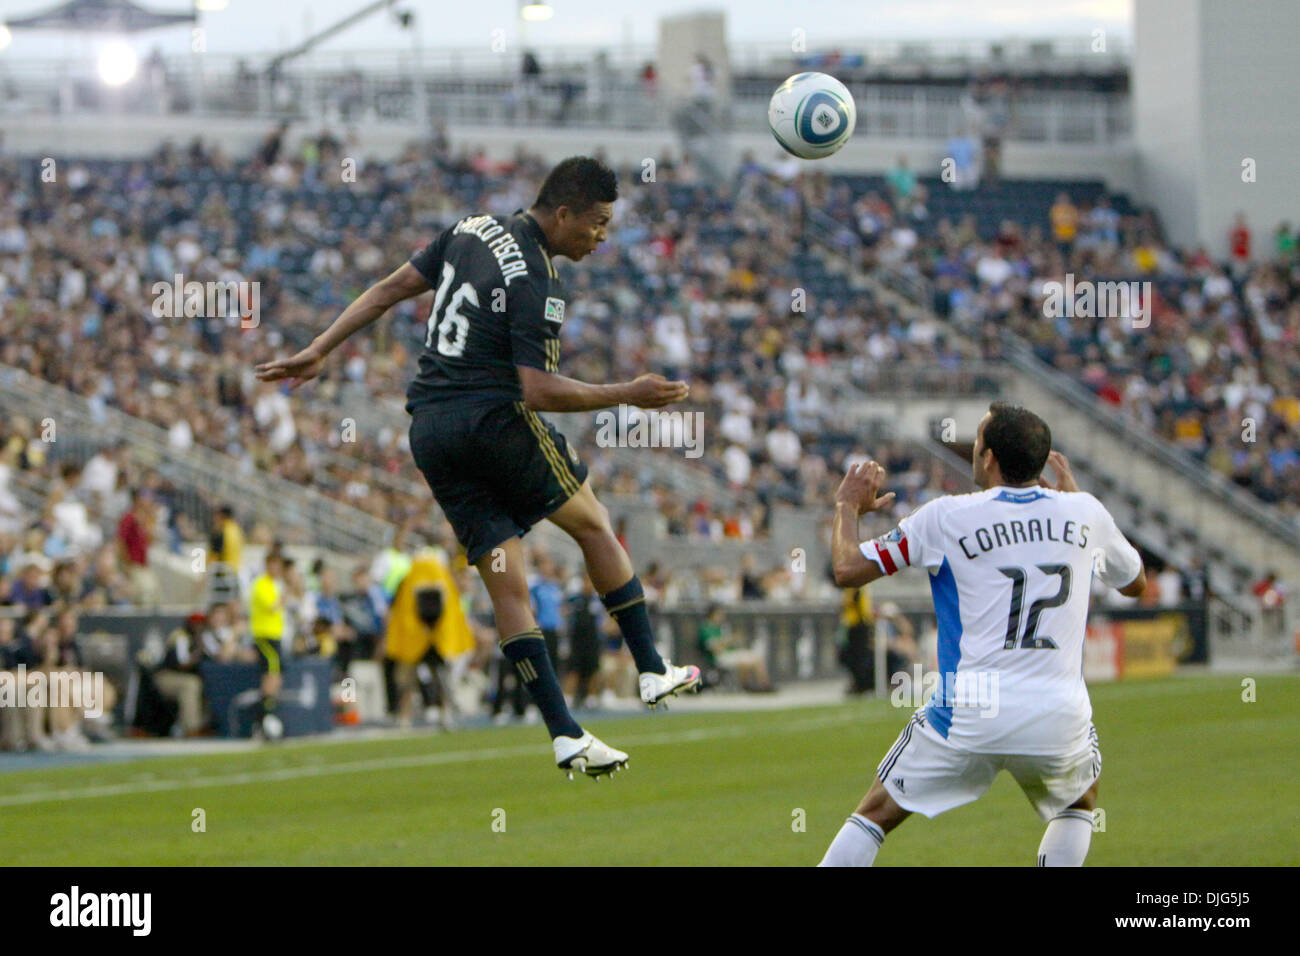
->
[1, 677, 1255, 808]
[0, 710, 871, 808]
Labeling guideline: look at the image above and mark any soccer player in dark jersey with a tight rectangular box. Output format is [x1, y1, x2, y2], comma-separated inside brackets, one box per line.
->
[256, 156, 700, 778]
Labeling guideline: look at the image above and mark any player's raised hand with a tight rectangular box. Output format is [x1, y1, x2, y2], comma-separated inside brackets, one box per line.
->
[626, 373, 690, 408]
[835, 459, 896, 517]
[1039, 450, 1081, 493]
[255, 345, 327, 390]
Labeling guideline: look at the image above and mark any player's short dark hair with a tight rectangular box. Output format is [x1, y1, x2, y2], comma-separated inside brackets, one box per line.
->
[983, 402, 1051, 485]
[534, 156, 618, 215]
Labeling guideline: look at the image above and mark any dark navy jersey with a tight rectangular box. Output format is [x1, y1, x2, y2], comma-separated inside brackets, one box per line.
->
[405, 209, 566, 412]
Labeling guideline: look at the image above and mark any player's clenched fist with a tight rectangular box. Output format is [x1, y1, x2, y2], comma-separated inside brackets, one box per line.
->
[835, 459, 897, 517]
[626, 373, 690, 408]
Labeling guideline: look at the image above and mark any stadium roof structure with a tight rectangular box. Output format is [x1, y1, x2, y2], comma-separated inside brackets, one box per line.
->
[4, 0, 195, 32]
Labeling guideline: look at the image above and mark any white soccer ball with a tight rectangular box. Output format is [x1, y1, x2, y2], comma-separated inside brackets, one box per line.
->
[261, 713, 284, 740]
[768, 72, 857, 159]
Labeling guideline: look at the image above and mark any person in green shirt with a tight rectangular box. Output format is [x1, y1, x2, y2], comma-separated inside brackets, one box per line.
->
[1275, 222, 1295, 262]
[696, 604, 772, 692]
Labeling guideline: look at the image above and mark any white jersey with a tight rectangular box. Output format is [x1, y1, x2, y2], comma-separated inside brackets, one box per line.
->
[862, 485, 1142, 755]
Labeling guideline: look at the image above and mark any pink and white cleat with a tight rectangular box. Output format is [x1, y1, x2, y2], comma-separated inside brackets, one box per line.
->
[639, 661, 702, 709]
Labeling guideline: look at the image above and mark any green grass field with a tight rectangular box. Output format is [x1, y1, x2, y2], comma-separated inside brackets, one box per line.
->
[1, 673, 1295, 865]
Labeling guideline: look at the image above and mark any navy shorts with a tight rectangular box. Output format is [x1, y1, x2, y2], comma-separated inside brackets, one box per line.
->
[409, 401, 588, 564]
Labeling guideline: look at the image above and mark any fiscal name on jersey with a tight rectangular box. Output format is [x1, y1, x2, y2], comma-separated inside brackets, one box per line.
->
[451, 214, 530, 285]
[862, 486, 1143, 755]
[404, 209, 566, 410]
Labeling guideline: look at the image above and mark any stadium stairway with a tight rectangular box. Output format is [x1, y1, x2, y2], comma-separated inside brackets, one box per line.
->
[0, 363, 396, 561]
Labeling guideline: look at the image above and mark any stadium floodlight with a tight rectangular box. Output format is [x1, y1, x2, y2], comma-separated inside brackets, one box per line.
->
[520, 2, 553, 21]
[97, 39, 138, 86]
[0, 24, 11, 51]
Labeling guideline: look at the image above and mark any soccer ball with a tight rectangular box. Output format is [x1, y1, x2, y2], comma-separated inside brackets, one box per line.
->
[767, 72, 857, 159]
[261, 713, 284, 741]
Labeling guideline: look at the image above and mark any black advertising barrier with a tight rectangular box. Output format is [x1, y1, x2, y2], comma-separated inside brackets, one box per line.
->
[197, 659, 334, 738]
[68, 612, 335, 735]
[74, 611, 191, 726]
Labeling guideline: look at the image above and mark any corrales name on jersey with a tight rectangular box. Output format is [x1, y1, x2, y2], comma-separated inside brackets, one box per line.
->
[959, 518, 1091, 561]
[452, 215, 530, 286]
[50, 886, 151, 936]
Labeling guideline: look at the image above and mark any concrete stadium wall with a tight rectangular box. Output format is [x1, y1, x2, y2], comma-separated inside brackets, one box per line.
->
[656, 11, 730, 103]
[1135, 0, 1300, 255]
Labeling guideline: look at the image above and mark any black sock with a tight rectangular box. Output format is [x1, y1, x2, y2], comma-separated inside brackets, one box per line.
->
[501, 629, 582, 739]
[261, 694, 276, 718]
[601, 576, 665, 675]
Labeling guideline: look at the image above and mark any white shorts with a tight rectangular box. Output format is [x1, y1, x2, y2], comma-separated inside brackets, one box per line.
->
[876, 709, 1101, 822]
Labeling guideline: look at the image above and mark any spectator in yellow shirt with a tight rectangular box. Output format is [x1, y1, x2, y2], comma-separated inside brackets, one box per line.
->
[839, 583, 875, 695]
[1050, 192, 1079, 253]
[208, 504, 244, 601]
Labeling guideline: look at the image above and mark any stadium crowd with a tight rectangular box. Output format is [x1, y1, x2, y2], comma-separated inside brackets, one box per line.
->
[1, 124, 1286, 747]
[3, 129, 1293, 548]
[0, 130, 983, 546]
[818, 159, 1300, 527]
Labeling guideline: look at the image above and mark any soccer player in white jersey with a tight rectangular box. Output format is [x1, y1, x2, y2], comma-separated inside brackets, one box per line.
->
[819, 403, 1146, 866]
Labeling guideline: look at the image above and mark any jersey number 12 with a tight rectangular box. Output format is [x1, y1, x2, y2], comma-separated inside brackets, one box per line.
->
[998, 564, 1071, 650]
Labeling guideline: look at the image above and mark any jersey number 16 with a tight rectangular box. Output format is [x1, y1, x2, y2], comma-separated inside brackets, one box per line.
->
[425, 261, 478, 358]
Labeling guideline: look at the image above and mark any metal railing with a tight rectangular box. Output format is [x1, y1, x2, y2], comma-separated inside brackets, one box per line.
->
[658, 601, 846, 683]
[0, 35, 1132, 85]
[0, 47, 1132, 145]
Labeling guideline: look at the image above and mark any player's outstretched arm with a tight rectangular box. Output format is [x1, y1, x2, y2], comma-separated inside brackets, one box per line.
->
[517, 365, 689, 413]
[255, 263, 431, 389]
[831, 460, 897, 588]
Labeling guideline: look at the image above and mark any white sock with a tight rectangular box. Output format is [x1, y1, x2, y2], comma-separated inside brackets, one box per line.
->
[1036, 809, 1094, 866]
[818, 813, 885, 867]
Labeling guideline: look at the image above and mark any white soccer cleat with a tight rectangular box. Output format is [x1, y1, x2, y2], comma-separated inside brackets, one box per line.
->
[639, 661, 702, 709]
[554, 731, 629, 780]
